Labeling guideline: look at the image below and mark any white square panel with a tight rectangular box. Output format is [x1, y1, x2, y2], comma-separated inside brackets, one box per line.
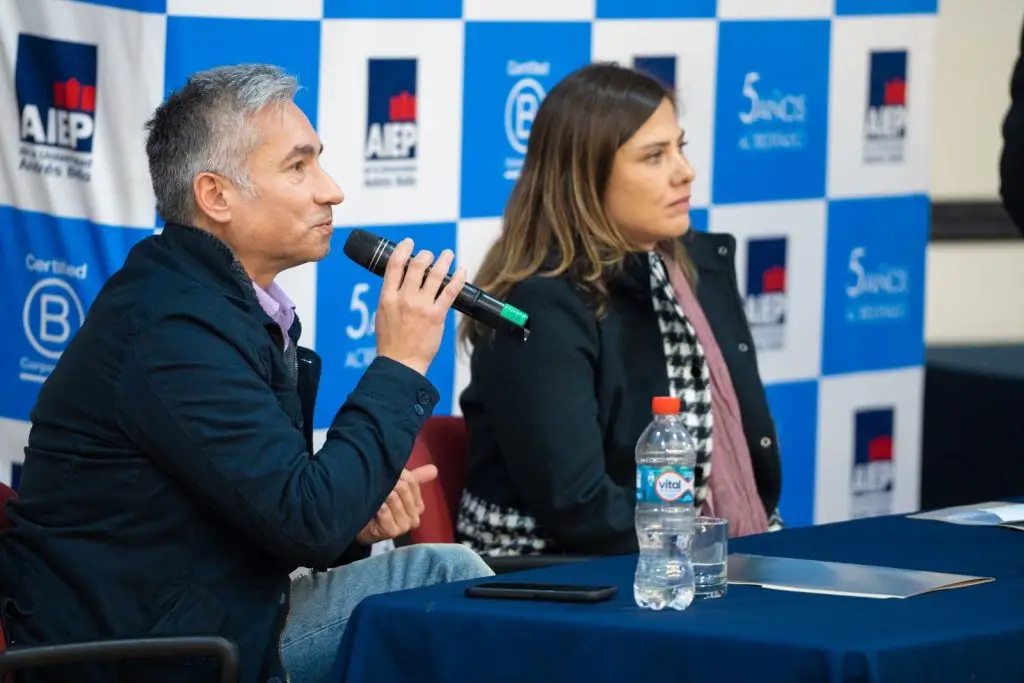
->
[463, 0, 596, 21]
[452, 217, 503, 414]
[0, 417, 30, 487]
[827, 15, 937, 197]
[815, 367, 923, 524]
[167, 0, 324, 19]
[456, 217, 504, 288]
[0, 0, 165, 227]
[318, 20, 463, 227]
[591, 19, 718, 208]
[717, 0, 833, 18]
[708, 200, 826, 383]
[312, 428, 328, 453]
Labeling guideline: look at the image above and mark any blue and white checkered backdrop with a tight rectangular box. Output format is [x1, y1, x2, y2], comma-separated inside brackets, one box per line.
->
[0, 0, 937, 527]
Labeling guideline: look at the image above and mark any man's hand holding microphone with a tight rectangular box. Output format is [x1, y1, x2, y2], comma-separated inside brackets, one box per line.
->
[356, 239, 467, 544]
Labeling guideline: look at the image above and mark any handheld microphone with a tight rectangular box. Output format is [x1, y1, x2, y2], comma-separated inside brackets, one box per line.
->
[342, 229, 530, 342]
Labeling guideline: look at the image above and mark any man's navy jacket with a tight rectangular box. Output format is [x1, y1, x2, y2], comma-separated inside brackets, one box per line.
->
[0, 223, 439, 683]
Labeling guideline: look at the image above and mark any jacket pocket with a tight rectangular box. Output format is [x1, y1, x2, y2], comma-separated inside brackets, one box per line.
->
[118, 582, 229, 683]
[0, 594, 31, 649]
[274, 386, 304, 428]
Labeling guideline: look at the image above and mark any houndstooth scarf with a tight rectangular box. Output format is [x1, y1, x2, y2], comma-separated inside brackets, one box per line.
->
[648, 251, 714, 509]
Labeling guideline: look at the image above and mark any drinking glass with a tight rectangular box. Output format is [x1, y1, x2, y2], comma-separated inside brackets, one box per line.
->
[692, 516, 728, 599]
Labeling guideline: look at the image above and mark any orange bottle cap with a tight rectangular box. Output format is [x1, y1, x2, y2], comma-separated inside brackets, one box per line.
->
[652, 396, 681, 415]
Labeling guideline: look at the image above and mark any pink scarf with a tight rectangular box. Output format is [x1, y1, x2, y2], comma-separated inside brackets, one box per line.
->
[659, 252, 769, 537]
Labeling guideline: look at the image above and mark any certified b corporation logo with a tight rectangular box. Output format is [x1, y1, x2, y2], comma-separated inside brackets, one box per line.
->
[23, 278, 85, 360]
[503, 60, 547, 180]
[19, 254, 88, 384]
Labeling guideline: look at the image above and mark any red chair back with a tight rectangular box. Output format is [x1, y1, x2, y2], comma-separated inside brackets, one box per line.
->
[406, 416, 469, 544]
[0, 482, 16, 530]
[0, 482, 16, 676]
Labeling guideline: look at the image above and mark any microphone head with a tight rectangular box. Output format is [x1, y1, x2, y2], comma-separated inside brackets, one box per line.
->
[342, 229, 382, 268]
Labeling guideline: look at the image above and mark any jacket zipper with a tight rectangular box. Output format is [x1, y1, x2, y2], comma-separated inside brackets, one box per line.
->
[280, 337, 298, 683]
[229, 259, 298, 682]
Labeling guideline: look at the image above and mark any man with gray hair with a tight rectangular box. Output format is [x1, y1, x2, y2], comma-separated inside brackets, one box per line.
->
[0, 64, 493, 683]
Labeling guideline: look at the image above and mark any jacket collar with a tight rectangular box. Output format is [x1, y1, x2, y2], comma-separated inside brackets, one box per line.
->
[611, 230, 733, 301]
[683, 229, 732, 273]
[157, 222, 303, 343]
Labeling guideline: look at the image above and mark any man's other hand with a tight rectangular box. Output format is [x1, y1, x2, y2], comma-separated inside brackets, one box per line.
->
[356, 465, 439, 545]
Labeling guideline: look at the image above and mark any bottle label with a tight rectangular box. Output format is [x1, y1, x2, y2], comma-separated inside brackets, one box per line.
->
[636, 465, 695, 505]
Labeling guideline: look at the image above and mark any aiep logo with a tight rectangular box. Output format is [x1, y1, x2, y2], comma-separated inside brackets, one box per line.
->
[16, 33, 98, 154]
[365, 58, 418, 161]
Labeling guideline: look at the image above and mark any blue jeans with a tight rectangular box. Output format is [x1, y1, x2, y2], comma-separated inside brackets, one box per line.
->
[281, 543, 494, 683]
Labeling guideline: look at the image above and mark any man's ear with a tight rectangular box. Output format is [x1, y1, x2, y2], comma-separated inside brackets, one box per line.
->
[193, 172, 234, 225]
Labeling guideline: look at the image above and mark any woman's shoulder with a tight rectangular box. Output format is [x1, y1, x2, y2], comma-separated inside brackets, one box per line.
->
[681, 229, 737, 267]
[504, 272, 592, 309]
[488, 272, 603, 345]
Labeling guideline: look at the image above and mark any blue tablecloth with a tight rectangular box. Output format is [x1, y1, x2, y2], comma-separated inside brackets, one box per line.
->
[336, 511, 1024, 683]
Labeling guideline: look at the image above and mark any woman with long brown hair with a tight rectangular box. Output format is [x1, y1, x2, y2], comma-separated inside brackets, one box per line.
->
[456, 62, 783, 557]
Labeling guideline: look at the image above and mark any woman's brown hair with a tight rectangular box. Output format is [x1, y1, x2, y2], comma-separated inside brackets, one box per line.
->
[458, 61, 694, 347]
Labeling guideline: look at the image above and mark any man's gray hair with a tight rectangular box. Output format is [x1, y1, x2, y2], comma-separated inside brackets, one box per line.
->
[144, 64, 299, 225]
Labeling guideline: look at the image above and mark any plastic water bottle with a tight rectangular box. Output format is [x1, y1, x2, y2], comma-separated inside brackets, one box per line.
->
[634, 395, 697, 611]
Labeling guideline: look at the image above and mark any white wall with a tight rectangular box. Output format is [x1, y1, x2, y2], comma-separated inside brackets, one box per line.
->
[926, 241, 1024, 343]
[930, 0, 1021, 201]
[925, 0, 1024, 345]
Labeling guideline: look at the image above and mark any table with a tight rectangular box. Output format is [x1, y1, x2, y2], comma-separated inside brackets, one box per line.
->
[922, 345, 1024, 509]
[335, 509, 1024, 683]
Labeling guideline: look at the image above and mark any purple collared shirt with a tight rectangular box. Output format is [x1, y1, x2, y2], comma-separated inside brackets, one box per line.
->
[252, 281, 296, 349]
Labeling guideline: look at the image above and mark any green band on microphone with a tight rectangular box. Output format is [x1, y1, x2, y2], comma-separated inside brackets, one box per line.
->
[499, 304, 528, 327]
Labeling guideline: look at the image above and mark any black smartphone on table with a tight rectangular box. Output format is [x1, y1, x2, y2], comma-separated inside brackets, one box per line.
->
[464, 581, 618, 603]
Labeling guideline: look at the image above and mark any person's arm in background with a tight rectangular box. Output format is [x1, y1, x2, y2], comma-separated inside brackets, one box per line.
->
[1000, 20, 1024, 233]
[473, 277, 637, 555]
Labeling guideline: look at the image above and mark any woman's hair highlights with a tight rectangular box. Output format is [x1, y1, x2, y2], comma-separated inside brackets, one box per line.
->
[459, 61, 694, 347]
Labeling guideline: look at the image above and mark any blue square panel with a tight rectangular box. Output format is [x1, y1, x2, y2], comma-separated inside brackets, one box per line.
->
[836, 0, 938, 14]
[324, 0, 461, 18]
[764, 380, 818, 529]
[71, 0, 166, 12]
[460, 22, 592, 219]
[164, 17, 321, 128]
[596, 0, 715, 19]
[822, 195, 929, 375]
[713, 20, 830, 204]
[689, 207, 709, 233]
[314, 223, 459, 428]
[0, 206, 151, 421]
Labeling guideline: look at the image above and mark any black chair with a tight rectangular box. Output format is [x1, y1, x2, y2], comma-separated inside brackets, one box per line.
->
[0, 482, 240, 682]
[0, 636, 239, 683]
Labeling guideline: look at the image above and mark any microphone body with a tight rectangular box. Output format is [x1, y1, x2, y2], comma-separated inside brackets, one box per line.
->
[343, 230, 530, 341]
